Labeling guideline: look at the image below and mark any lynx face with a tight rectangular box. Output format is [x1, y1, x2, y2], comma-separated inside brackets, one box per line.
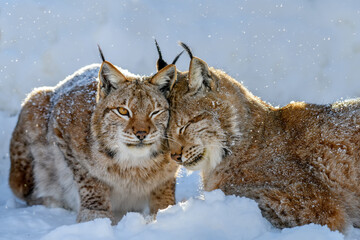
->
[92, 62, 176, 166]
[168, 59, 238, 171]
[168, 105, 226, 171]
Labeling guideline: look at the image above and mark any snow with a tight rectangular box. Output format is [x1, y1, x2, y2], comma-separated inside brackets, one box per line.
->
[1, 0, 360, 239]
[0, 191, 345, 240]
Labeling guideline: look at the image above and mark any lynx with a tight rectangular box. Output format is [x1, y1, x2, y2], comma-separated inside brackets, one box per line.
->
[167, 43, 360, 232]
[9, 48, 179, 223]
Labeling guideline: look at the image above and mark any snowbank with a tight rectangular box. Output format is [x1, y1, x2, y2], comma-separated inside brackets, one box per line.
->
[1, 191, 344, 240]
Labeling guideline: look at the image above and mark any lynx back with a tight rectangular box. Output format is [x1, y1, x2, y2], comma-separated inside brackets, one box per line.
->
[167, 43, 360, 232]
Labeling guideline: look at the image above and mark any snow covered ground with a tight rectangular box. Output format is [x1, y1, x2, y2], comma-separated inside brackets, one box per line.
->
[1, 0, 360, 239]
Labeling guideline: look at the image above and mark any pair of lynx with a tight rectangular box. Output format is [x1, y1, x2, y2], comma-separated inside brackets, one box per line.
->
[9, 41, 360, 233]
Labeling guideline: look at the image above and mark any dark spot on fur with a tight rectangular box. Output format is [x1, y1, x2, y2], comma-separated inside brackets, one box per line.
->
[151, 150, 160, 159]
[280, 210, 287, 217]
[102, 108, 112, 118]
[53, 128, 63, 139]
[159, 85, 170, 94]
[104, 148, 117, 159]
[223, 148, 231, 157]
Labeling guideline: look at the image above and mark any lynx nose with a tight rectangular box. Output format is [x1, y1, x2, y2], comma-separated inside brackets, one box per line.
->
[135, 131, 148, 140]
[171, 153, 182, 163]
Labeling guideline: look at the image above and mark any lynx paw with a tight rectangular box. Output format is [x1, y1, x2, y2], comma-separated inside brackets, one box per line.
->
[76, 209, 116, 225]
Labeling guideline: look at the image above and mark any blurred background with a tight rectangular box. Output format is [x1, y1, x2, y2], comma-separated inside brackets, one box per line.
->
[1, 0, 360, 116]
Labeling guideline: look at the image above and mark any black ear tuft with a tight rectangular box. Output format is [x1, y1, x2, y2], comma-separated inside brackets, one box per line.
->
[178, 42, 193, 59]
[172, 50, 184, 65]
[155, 39, 168, 71]
[97, 44, 106, 62]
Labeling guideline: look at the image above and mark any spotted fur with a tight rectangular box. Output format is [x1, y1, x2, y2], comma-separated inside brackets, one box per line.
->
[167, 51, 360, 232]
[9, 61, 178, 223]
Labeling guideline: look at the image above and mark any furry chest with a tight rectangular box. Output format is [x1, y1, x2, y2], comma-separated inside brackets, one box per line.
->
[96, 163, 165, 195]
[110, 185, 150, 215]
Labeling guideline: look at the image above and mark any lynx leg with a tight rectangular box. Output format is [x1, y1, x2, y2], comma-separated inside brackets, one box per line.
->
[9, 89, 52, 204]
[256, 185, 348, 232]
[75, 172, 114, 224]
[9, 133, 34, 203]
[149, 178, 176, 215]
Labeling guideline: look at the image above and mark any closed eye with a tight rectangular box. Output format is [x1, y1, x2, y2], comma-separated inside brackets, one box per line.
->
[150, 109, 166, 118]
[189, 113, 207, 123]
[178, 113, 207, 135]
[179, 123, 190, 135]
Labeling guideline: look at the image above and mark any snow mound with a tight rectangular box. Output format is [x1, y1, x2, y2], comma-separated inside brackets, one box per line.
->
[29, 191, 344, 240]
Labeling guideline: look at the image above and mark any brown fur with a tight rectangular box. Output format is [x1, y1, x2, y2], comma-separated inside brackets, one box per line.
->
[167, 55, 360, 232]
[9, 62, 178, 223]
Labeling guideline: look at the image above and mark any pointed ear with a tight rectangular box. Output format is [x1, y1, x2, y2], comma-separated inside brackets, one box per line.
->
[150, 64, 177, 95]
[188, 57, 215, 93]
[99, 61, 128, 96]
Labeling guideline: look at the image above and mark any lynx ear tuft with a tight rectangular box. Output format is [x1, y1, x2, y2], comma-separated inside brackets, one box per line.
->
[178, 42, 193, 59]
[172, 50, 184, 65]
[155, 39, 168, 71]
[99, 61, 128, 96]
[97, 44, 106, 62]
[179, 42, 215, 93]
[151, 64, 177, 95]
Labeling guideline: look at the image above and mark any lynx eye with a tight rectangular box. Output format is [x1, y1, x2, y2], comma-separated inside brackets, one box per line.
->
[178, 113, 206, 135]
[118, 107, 129, 116]
[150, 109, 165, 118]
[179, 123, 190, 135]
[113, 107, 130, 118]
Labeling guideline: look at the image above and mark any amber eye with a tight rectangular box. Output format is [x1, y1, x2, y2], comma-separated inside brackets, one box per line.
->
[117, 107, 129, 116]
